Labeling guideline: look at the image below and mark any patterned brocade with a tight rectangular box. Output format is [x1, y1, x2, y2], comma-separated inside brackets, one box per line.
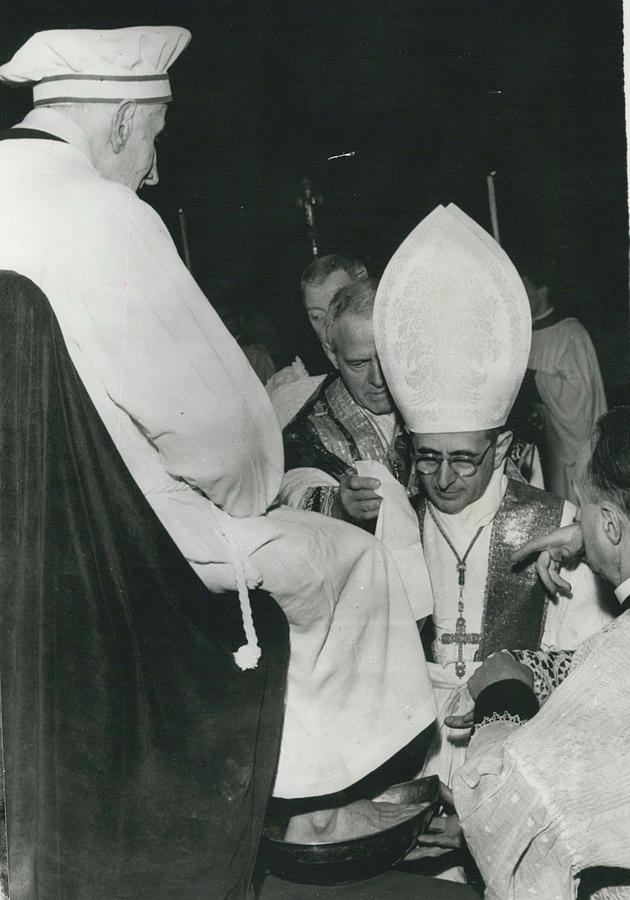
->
[417, 479, 564, 662]
[283, 373, 416, 492]
[300, 485, 338, 516]
[479, 480, 564, 658]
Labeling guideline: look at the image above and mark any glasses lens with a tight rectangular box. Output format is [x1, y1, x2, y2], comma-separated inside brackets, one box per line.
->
[415, 453, 485, 477]
[450, 459, 477, 477]
[415, 457, 440, 474]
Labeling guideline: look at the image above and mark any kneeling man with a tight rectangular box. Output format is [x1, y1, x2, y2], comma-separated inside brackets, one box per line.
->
[453, 408, 630, 899]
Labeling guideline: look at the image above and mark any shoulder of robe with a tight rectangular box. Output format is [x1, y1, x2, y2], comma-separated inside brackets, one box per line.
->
[552, 317, 594, 352]
[73, 178, 173, 253]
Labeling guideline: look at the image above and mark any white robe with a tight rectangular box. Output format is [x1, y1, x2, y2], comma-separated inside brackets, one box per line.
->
[420, 466, 613, 786]
[453, 612, 630, 900]
[529, 313, 607, 503]
[0, 108, 436, 798]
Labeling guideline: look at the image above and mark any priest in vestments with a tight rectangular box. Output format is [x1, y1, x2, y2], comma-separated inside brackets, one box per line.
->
[280, 276, 417, 523]
[0, 27, 436, 803]
[373, 204, 613, 791]
[521, 272, 607, 503]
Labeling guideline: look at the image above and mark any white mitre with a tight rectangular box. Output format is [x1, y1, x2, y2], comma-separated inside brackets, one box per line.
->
[373, 203, 531, 433]
[0, 26, 190, 105]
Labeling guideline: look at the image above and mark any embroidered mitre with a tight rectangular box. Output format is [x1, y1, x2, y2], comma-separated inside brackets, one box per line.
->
[373, 204, 531, 433]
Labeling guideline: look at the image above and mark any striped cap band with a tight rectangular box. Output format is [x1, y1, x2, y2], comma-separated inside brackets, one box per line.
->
[33, 73, 171, 105]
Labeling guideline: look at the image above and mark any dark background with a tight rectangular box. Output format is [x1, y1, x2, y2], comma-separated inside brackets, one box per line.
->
[2, 0, 628, 383]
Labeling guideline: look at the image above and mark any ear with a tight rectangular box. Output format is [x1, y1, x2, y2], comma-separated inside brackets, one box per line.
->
[323, 341, 339, 370]
[493, 430, 513, 469]
[109, 100, 137, 153]
[600, 501, 623, 547]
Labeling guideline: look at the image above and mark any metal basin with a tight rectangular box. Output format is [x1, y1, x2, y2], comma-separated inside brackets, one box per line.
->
[260, 775, 440, 886]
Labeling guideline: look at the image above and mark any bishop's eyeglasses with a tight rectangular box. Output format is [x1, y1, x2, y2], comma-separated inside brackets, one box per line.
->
[413, 440, 495, 478]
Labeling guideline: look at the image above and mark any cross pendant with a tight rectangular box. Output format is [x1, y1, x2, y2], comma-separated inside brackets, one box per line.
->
[440, 615, 481, 679]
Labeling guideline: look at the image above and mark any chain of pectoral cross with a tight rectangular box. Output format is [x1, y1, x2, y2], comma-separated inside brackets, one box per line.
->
[427, 504, 486, 679]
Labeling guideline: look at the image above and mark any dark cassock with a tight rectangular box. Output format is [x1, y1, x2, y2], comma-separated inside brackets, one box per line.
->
[0, 271, 288, 898]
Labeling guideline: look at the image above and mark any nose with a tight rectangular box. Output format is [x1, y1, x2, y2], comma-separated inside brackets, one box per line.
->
[368, 358, 385, 388]
[144, 151, 159, 186]
[436, 458, 457, 490]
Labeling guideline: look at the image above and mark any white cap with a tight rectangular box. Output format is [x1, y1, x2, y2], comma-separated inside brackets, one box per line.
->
[0, 26, 190, 106]
[373, 203, 531, 434]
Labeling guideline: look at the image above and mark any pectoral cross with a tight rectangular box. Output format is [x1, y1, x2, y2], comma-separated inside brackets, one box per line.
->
[427, 506, 487, 680]
[440, 615, 481, 679]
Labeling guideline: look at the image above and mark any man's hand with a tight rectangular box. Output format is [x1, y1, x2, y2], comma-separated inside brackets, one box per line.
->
[417, 814, 463, 849]
[443, 710, 474, 729]
[510, 523, 585, 595]
[417, 782, 462, 849]
[336, 469, 382, 524]
[443, 653, 534, 728]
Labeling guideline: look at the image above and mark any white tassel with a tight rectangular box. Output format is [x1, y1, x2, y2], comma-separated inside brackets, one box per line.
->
[209, 504, 261, 671]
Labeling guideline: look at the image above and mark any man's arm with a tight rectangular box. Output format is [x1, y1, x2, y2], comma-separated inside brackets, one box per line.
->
[511, 522, 585, 594]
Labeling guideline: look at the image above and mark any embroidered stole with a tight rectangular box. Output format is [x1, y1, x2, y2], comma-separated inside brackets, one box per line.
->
[289, 375, 412, 485]
[417, 479, 564, 661]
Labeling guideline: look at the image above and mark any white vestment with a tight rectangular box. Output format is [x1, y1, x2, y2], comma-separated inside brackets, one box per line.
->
[0, 109, 436, 798]
[453, 612, 630, 900]
[420, 466, 613, 786]
[529, 312, 607, 502]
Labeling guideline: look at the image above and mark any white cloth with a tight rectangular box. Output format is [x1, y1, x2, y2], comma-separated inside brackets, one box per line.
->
[453, 612, 630, 900]
[373, 203, 531, 433]
[267, 370, 326, 429]
[529, 316, 607, 503]
[0, 108, 437, 798]
[355, 460, 433, 621]
[615, 575, 630, 604]
[420, 466, 613, 785]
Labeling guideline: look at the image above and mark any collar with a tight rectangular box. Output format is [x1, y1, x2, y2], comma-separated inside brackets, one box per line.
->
[532, 307, 566, 331]
[15, 108, 95, 169]
[614, 575, 630, 605]
[532, 306, 555, 324]
[430, 464, 508, 545]
[362, 407, 397, 446]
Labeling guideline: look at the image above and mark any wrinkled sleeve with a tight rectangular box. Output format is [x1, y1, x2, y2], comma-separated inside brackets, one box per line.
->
[453, 724, 570, 899]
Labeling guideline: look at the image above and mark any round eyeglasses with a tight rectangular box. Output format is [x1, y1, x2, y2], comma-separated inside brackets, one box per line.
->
[413, 440, 495, 478]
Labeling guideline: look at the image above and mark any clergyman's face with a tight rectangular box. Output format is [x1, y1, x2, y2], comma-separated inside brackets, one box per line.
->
[522, 275, 545, 320]
[328, 313, 393, 415]
[573, 444, 618, 583]
[303, 270, 353, 344]
[412, 430, 503, 515]
[126, 103, 167, 192]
